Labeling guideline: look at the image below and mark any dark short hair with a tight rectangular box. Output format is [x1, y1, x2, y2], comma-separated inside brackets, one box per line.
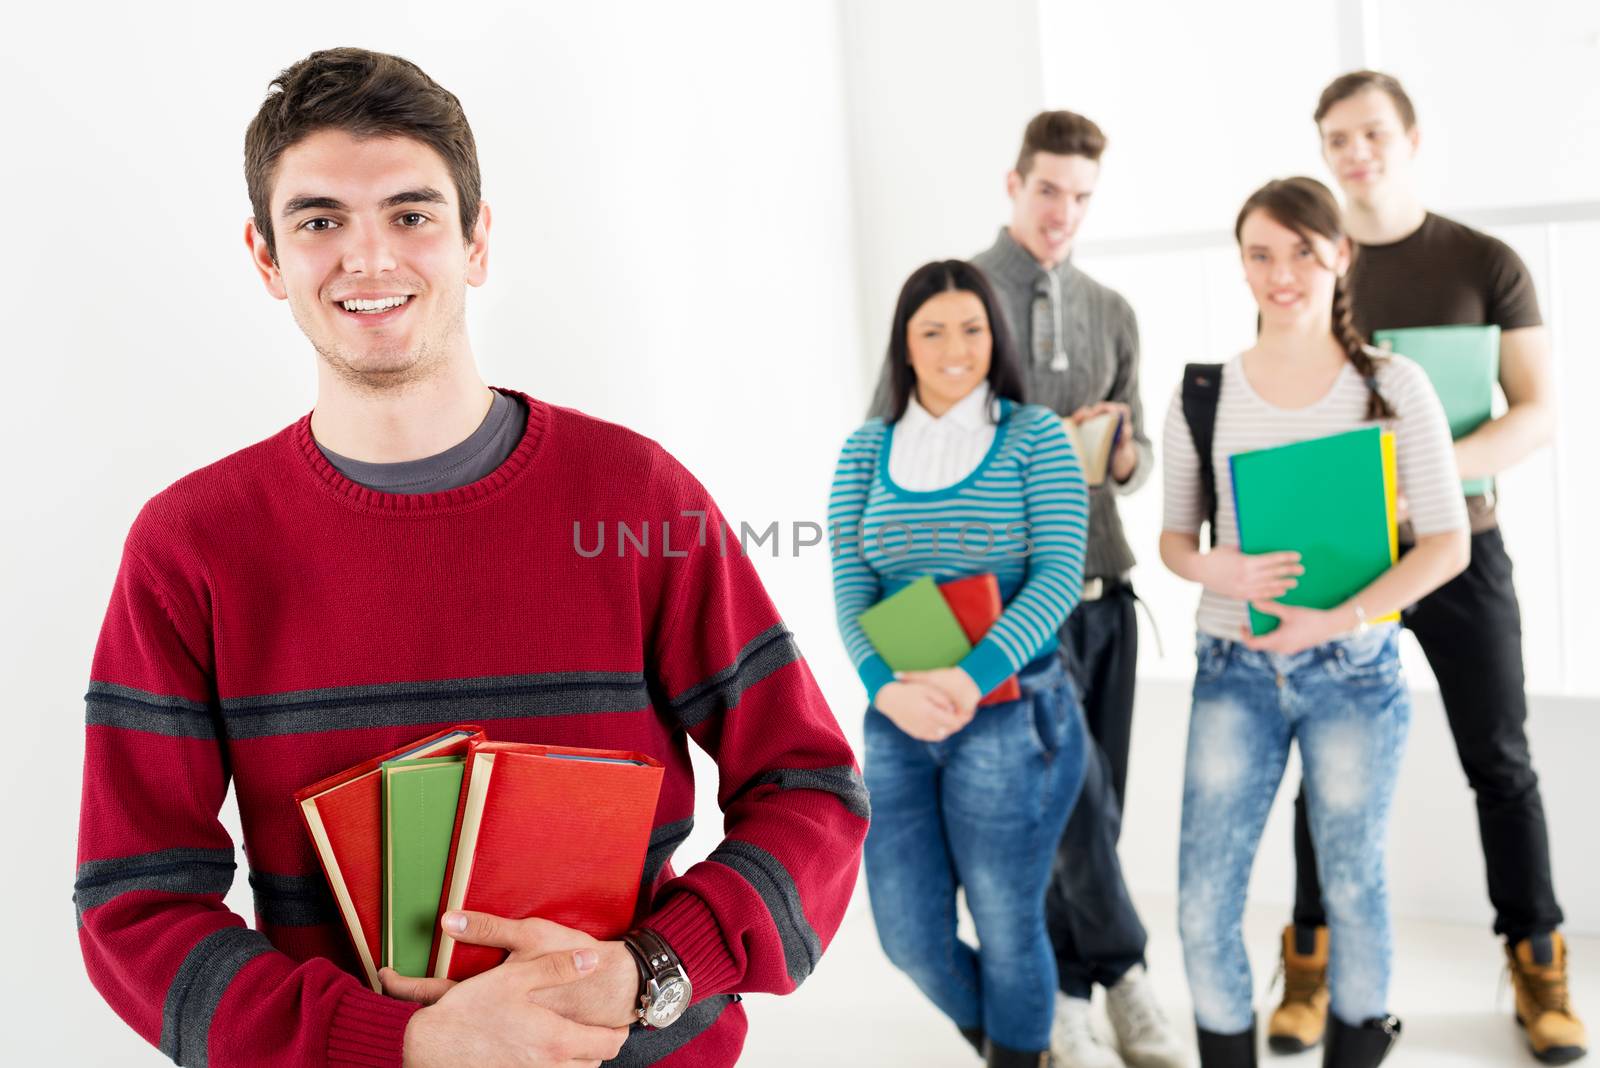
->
[1314, 70, 1417, 130]
[877, 260, 1028, 423]
[1015, 110, 1107, 178]
[244, 47, 482, 262]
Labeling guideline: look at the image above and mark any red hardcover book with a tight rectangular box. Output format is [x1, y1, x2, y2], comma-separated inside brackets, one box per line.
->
[293, 725, 486, 991]
[938, 574, 1022, 706]
[429, 740, 665, 981]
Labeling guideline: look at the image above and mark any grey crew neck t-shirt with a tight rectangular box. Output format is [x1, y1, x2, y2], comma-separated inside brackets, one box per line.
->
[316, 390, 529, 494]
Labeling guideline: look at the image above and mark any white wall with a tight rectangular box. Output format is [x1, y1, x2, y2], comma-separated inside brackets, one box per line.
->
[838, 0, 1045, 389]
[1377, 0, 1600, 211]
[1037, 0, 1347, 242]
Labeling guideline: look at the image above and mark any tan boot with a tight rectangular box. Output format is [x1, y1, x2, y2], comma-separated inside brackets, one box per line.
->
[1508, 932, 1588, 1064]
[1268, 925, 1330, 1053]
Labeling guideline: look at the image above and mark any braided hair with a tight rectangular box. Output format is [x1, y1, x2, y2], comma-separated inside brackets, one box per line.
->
[1236, 177, 1395, 420]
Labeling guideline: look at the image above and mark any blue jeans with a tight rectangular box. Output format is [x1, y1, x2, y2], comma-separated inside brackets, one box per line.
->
[863, 654, 1087, 1051]
[1178, 626, 1410, 1035]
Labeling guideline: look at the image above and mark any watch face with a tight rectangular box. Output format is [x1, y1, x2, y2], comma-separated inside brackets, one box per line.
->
[647, 976, 689, 1026]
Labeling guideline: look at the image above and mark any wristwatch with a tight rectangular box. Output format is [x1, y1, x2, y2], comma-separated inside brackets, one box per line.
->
[621, 927, 692, 1029]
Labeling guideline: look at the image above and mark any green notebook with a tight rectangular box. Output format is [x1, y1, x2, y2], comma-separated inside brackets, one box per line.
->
[1373, 324, 1500, 496]
[857, 574, 972, 670]
[382, 755, 465, 977]
[1230, 427, 1398, 636]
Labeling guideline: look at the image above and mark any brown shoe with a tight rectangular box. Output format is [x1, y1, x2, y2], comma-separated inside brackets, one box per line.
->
[1268, 925, 1330, 1054]
[1508, 932, 1588, 1064]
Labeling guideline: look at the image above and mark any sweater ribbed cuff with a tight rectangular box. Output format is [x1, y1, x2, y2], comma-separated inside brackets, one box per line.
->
[326, 986, 420, 1068]
[644, 891, 741, 999]
[858, 653, 896, 704]
[957, 638, 1014, 700]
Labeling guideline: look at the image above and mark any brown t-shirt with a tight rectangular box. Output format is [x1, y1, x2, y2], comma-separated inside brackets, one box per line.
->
[1349, 211, 1543, 531]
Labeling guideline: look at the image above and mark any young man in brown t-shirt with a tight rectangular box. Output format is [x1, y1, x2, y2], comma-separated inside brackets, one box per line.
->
[1263, 70, 1586, 1067]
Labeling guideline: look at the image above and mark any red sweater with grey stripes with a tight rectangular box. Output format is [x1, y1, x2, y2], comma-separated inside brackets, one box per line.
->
[75, 391, 867, 1067]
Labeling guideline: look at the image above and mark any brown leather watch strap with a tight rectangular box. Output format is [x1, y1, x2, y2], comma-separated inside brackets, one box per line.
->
[621, 927, 679, 980]
[621, 935, 653, 992]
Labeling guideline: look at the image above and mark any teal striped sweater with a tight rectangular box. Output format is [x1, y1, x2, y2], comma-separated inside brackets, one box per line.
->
[828, 398, 1089, 701]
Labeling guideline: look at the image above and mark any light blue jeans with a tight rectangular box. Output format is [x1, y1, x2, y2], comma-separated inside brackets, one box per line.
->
[1178, 625, 1410, 1035]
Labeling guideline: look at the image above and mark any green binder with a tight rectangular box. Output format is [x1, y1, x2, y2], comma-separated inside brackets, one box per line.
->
[857, 574, 972, 670]
[382, 755, 465, 976]
[1230, 427, 1398, 636]
[1373, 324, 1500, 496]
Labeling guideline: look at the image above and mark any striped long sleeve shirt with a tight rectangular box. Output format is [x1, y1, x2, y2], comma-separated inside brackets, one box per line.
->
[75, 392, 868, 1068]
[1161, 355, 1469, 639]
[828, 398, 1090, 701]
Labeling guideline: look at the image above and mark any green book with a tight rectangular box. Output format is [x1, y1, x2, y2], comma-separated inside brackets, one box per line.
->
[382, 755, 465, 977]
[1373, 324, 1500, 496]
[857, 574, 972, 670]
[1230, 427, 1398, 636]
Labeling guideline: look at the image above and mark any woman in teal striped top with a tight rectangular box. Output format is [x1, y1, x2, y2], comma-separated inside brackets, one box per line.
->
[829, 260, 1091, 1066]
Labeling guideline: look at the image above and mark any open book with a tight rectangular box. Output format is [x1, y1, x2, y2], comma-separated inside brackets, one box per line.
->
[1061, 410, 1122, 487]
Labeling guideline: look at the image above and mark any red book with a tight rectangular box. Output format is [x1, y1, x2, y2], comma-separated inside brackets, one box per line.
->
[938, 574, 1023, 706]
[429, 740, 665, 981]
[293, 725, 486, 991]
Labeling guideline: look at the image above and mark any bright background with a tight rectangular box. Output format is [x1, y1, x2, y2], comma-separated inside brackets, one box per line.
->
[2, 1, 1595, 1064]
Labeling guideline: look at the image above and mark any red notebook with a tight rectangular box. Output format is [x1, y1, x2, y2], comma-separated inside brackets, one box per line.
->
[294, 725, 486, 991]
[428, 740, 665, 982]
[938, 574, 1022, 706]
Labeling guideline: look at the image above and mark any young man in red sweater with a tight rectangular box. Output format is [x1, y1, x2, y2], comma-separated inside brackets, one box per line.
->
[74, 47, 867, 1068]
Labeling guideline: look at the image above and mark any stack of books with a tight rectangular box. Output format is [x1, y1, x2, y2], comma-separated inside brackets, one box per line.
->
[858, 573, 1020, 704]
[295, 727, 664, 989]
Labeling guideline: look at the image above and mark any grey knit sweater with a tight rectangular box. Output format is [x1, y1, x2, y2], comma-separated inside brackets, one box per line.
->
[871, 228, 1151, 581]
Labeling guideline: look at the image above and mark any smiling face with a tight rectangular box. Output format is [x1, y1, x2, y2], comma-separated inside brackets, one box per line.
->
[1318, 88, 1420, 206]
[1238, 208, 1350, 330]
[246, 128, 489, 390]
[1006, 151, 1099, 268]
[906, 289, 993, 414]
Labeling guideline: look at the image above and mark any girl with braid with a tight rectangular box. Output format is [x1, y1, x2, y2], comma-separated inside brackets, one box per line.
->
[1156, 177, 1470, 1068]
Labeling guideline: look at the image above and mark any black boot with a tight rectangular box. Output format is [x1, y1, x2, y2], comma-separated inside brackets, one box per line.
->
[1323, 1014, 1401, 1067]
[1197, 1021, 1257, 1067]
[983, 1037, 1049, 1067]
[960, 1026, 985, 1057]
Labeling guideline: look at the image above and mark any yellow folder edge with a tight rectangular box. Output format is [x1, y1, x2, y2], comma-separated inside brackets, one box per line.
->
[1376, 431, 1401, 625]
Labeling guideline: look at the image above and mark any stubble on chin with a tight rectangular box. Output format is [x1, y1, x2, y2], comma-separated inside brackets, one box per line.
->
[314, 339, 443, 394]
[296, 291, 467, 396]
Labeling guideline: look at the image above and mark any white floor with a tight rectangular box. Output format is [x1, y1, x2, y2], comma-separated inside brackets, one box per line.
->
[739, 890, 1596, 1066]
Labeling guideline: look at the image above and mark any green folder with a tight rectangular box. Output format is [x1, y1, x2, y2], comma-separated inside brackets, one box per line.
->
[857, 574, 973, 670]
[382, 755, 465, 977]
[1373, 324, 1500, 496]
[1230, 427, 1398, 636]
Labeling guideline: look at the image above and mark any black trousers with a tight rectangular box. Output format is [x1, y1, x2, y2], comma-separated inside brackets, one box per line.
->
[1047, 584, 1148, 997]
[1292, 527, 1565, 943]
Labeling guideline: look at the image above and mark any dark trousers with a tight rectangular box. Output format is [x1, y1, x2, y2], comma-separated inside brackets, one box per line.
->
[1293, 527, 1564, 943]
[1046, 584, 1148, 997]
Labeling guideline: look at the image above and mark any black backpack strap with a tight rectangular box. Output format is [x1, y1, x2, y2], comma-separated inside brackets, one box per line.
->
[1180, 362, 1224, 548]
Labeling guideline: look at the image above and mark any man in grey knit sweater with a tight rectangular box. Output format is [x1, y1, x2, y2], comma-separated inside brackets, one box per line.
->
[977, 112, 1182, 1068]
